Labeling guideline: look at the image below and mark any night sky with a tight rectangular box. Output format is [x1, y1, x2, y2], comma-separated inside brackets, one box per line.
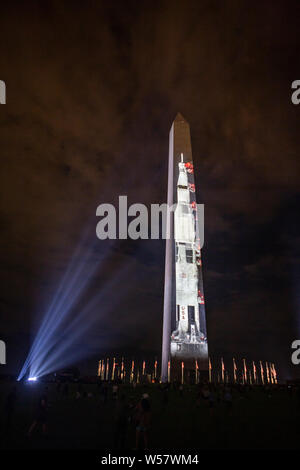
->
[0, 1, 300, 379]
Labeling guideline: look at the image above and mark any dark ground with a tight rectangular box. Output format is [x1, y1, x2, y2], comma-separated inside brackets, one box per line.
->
[0, 381, 299, 451]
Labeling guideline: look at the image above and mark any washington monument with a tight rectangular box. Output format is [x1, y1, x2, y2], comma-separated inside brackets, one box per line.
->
[161, 113, 208, 382]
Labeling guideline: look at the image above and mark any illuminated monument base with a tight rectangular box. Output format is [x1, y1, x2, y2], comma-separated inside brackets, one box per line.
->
[170, 341, 208, 382]
[170, 341, 208, 361]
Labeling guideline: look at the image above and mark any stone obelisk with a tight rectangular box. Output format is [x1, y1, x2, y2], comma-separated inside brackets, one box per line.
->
[161, 113, 208, 383]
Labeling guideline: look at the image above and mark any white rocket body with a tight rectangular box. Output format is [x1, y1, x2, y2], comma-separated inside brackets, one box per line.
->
[171, 155, 207, 357]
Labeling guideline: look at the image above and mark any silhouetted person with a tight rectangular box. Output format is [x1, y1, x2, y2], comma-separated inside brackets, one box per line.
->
[3, 386, 17, 436]
[112, 384, 118, 400]
[208, 387, 215, 414]
[162, 387, 169, 409]
[103, 382, 108, 402]
[224, 386, 233, 414]
[28, 391, 48, 437]
[56, 381, 61, 394]
[135, 395, 151, 450]
[296, 386, 300, 412]
[62, 382, 69, 397]
[202, 384, 210, 401]
[113, 394, 129, 449]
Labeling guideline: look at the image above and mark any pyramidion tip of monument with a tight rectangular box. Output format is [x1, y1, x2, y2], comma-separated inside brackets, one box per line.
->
[174, 112, 187, 122]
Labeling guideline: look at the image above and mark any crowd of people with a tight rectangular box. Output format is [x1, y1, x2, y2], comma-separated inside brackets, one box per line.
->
[1, 378, 300, 450]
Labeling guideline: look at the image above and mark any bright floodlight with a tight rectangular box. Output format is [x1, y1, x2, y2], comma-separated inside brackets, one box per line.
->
[28, 376, 37, 382]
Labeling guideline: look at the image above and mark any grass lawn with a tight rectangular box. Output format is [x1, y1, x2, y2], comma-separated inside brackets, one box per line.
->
[0, 381, 299, 450]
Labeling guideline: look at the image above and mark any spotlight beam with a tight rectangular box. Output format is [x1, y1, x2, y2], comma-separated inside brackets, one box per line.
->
[19, 244, 134, 380]
[18, 231, 116, 381]
[33, 264, 132, 378]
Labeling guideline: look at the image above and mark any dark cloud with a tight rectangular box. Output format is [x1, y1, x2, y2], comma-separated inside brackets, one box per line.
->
[0, 1, 299, 378]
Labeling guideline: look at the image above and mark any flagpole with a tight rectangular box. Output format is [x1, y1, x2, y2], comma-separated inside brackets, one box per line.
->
[260, 360, 264, 385]
[121, 357, 124, 380]
[243, 359, 247, 384]
[272, 363, 277, 384]
[130, 360, 134, 383]
[101, 360, 105, 380]
[221, 357, 225, 383]
[105, 358, 109, 381]
[265, 361, 270, 384]
[249, 370, 252, 385]
[233, 357, 237, 383]
[252, 361, 257, 384]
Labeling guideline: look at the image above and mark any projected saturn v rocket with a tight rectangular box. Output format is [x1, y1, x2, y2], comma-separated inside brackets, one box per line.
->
[161, 113, 208, 382]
